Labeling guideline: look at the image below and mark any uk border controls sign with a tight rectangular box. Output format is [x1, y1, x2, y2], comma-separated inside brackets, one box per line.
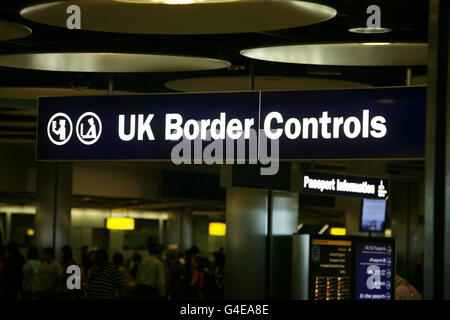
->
[37, 86, 426, 164]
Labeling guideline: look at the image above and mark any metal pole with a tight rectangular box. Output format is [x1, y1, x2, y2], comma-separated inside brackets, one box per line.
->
[5, 212, 11, 243]
[406, 67, 412, 86]
[249, 61, 255, 91]
[108, 74, 114, 95]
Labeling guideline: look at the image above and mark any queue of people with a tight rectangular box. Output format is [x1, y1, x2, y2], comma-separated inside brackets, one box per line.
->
[0, 241, 225, 300]
[0, 242, 64, 299]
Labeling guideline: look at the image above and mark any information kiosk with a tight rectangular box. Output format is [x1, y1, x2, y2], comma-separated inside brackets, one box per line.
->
[292, 234, 396, 300]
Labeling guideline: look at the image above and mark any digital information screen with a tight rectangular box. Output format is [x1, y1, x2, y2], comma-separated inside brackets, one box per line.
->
[361, 199, 387, 232]
[354, 242, 394, 300]
[305, 236, 396, 301]
[309, 239, 352, 300]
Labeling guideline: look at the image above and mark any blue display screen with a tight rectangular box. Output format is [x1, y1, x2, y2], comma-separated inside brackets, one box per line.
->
[361, 199, 387, 232]
[354, 242, 394, 300]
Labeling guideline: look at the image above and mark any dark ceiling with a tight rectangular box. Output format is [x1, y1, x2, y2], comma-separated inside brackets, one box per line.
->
[0, 0, 429, 93]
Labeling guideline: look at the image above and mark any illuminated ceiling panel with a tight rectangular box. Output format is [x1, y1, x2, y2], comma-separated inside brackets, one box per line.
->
[0, 52, 231, 72]
[241, 43, 428, 66]
[20, 0, 336, 35]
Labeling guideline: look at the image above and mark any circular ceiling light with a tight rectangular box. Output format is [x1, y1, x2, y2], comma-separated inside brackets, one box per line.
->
[117, 0, 236, 3]
[0, 52, 231, 72]
[20, 0, 336, 35]
[348, 1, 393, 34]
[241, 43, 428, 66]
[0, 20, 32, 41]
[165, 76, 370, 92]
[359, 42, 392, 46]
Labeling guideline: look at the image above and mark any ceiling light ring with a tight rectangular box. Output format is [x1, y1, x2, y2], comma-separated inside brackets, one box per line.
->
[19, 0, 337, 35]
[0, 51, 231, 73]
[240, 42, 428, 67]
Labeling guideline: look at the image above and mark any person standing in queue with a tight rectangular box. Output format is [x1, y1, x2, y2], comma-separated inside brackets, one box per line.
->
[59, 245, 79, 298]
[189, 255, 215, 300]
[61, 245, 76, 273]
[183, 246, 200, 296]
[22, 246, 42, 299]
[395, 275, 422, 300]
[135, 244, 165, 300]
[212, 249, 225, 300]
[128, 251, 142, 280]
[81, 249, 96, 295]
[40, 247, 63, 299]
[167, 250, 187, 300]
[113, 252, 135, 298]
[0, 242, 25, 299]
[87, 249, 124, 299]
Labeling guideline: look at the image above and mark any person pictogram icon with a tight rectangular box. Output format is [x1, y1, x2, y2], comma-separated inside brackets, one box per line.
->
[76, 112, 102, 145]
[47, 113, 73, 145]
[377, 180, 387, 198]
[81, 117, 97, 139]
[52, 119, 67, 141]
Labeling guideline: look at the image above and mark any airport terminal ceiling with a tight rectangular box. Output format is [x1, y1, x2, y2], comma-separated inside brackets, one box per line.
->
[0, 1, 428, 95]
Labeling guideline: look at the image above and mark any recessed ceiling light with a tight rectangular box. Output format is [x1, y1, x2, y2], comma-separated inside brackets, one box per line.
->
[360, 42, 392, 46]
[20, 0, 336, 35]
[348, 27, 392, 34]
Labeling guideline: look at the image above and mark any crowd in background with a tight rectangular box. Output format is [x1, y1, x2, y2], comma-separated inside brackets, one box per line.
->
[0, 241, 225, 300]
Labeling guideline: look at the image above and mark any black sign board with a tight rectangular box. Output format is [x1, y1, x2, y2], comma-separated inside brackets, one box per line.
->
[301, 171, 389, 199]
